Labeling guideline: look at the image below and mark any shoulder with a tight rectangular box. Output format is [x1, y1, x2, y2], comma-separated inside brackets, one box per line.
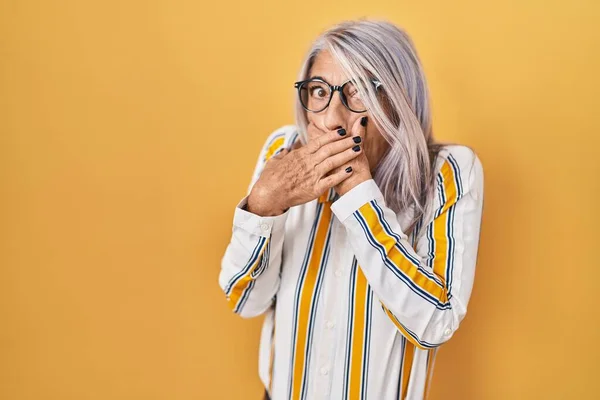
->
[248, 125, 302, 193]
[433, 144, 484, 200]
[260, 125, 301, 162]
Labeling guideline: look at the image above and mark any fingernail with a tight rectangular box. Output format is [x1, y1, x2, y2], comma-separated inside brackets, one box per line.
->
[353, 136, 362, 143]
[345, 166, 352, 173]
[337, 128, 346, 136]
[360, 116, 368, 127]
[352, 145, 361, 152]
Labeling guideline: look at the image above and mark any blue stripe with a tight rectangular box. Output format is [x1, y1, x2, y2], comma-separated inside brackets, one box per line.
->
[300, 215, 334, 400]
[236, 240, 272, 312]
[411, 217, 422, 248]
[225, 236, 267, 295]
[370, 201, 421, 266]
[287, 202, 324, 400]
[360, 286, 373, 400]
[446, 154, 463, 298]
[287, 131, 299, 150]
[371, 201, 444, 288]
[353, 210, 451, 310]
[446, 202, 456, 299]
[435, 173, 445, 218]
[251, 238, 271, 279]
[447, 154, 463, 198]
[396, 335, 405, 400]
[426, 221, 435, 269]
[342, 257, 358, 400]
[386, 307, 443, 349]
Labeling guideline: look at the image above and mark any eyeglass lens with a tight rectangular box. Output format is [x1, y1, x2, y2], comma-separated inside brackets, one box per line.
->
[298, 80, 367, 113]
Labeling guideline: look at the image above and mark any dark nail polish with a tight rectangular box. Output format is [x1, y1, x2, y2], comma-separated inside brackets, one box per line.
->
[353, 136, 362, 143]
[360, 116, 368, 127]
[352, 145, 361, 152]
[337, 128, 346, 136]
[345, 166, 352, 173]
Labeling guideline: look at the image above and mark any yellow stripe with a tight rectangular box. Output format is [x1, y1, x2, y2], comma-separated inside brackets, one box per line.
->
[349, 267, 368, 399]
[381, 304, 428, 350]
[318, 190, 329, 203]
[422, 348, 437, 399]
[438, 160, 458, 214]
[400, 338, 415, 399]
[291, 203, 333, 400]
[359, 203, 448, 303]
[227, 238, 270, 310]
[264, 136, 285, 161]
[432, 160, 458, 281]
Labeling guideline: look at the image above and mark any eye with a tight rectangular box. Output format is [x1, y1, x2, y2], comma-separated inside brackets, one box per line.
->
[309, 86, 327, 98]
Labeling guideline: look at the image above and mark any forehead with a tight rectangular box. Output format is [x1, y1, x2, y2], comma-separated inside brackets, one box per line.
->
[309, 50, 349, 84]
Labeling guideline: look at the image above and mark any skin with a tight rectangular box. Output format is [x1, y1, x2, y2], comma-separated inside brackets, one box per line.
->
[248, 50, 390, 216]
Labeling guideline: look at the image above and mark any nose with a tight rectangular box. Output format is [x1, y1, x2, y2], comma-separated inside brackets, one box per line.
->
[323, 90, 347, 131]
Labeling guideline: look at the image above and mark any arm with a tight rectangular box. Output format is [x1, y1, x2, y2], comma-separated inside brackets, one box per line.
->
[218, 126, 298, 318]
[330, 149, 484, 348]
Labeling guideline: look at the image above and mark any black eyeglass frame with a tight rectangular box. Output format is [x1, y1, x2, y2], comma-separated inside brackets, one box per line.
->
[294, 77, 383, 113]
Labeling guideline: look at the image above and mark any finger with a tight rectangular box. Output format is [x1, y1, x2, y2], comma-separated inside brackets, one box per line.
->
[305, 122, 349, 154]
[317, 164, 354, 192]
[315, 140, 362, 176]
[313, 134, 362, 165]
[351, 115, 368, 140]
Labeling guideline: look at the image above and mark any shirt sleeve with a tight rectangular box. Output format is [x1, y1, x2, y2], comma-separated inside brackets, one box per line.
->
[330, 147, 484, 348]
[218, 125, 298, 318]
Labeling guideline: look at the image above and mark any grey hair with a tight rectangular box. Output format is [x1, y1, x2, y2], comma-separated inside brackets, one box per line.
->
[294, 19, 446, 235]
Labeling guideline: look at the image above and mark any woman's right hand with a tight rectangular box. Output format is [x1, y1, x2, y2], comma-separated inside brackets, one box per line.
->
[247, 124, 363, 216]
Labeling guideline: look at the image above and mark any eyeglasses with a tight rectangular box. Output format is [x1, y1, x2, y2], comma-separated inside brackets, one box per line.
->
[294, 77, 383, 113]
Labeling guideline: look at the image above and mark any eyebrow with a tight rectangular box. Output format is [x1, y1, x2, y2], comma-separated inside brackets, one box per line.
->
[308, 76, 353, 85]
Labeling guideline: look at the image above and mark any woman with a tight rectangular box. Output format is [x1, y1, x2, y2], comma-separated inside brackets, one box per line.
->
[219, 19, 484, 400]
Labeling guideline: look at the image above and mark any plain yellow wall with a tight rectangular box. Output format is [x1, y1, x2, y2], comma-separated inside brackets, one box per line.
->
[1, 1, 598, 399]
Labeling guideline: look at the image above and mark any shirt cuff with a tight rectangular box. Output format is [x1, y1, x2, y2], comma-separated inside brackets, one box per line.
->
[233, 194, 290, 237]
[330, 179, 385, 222]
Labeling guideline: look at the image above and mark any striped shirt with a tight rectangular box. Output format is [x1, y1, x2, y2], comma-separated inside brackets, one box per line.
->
[219, 125, 484, 400]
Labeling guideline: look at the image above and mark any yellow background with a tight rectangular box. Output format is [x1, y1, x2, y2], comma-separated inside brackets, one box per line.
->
[1, 1, 598, 399]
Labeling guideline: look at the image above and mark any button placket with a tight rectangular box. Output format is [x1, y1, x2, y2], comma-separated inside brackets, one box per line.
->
[312, 219, 345, 399]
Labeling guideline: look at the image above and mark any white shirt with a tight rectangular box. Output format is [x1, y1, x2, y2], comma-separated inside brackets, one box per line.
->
[219, 125, 484, 400]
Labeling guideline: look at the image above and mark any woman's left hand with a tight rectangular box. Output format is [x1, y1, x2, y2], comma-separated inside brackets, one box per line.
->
[333, 116, 372, 196]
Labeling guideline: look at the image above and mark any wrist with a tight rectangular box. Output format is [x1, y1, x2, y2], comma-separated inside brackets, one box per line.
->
[248, 187, 287, 216]
[335, 173, 371, 197]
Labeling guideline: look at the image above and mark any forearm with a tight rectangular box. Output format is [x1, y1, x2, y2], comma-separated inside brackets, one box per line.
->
[331, 175, 482, 348]
[219, 194, 289, 318]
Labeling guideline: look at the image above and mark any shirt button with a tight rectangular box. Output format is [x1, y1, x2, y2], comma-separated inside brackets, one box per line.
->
[444, 328, 452, 336]
[320, 366, 329, 376]
[334, 270, 342, 277]
[326, 320, 335, 329]
[260, 223, 270, 232]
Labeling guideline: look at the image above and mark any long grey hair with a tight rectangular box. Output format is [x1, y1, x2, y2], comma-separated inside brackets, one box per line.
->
[294, 19, 446, 236]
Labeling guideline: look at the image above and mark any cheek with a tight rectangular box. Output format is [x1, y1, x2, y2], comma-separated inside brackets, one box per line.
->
[365, 128, 388, 161]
